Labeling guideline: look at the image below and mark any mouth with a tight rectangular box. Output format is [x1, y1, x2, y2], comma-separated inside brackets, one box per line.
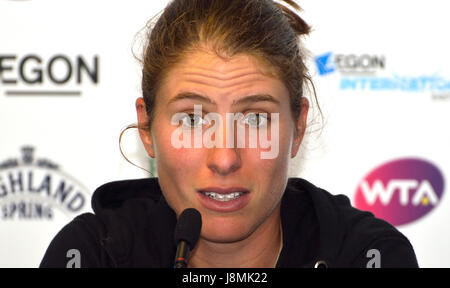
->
[199, 191, 248, 201]
[196, 187, 251, 212]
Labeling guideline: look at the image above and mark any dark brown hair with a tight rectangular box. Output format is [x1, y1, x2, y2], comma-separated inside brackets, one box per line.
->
[140, 0, 318, 131]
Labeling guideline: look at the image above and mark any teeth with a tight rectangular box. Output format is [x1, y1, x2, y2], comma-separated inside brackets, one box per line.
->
[202, 192, 243, 202]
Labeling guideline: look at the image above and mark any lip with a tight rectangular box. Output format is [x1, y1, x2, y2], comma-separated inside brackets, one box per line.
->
[196, 187, 251, 213]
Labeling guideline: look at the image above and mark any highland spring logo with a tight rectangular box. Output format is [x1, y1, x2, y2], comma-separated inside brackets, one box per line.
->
[0, 146, 90, 220]
[170, 104, 279, 159]
[354, 158, 445, 226]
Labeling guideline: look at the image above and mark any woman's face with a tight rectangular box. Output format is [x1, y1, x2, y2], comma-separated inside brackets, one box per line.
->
[137, 49, 308, 243]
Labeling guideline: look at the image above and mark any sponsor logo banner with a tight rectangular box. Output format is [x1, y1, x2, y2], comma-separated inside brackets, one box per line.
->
[354, 157, 445, 226]
[314, 51, 450, 98]
[0, 146, 90, 220]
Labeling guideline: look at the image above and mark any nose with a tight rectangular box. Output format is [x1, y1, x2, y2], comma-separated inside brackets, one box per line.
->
[206, 146, 242, 175]
[206, 116, 242, 175]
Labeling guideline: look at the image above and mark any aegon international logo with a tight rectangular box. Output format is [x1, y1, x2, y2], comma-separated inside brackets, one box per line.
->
[354, 158, 445, 226]
[314, 51, 450, 96]
[0, 146, 90, 220]
[0, 54, 99, 96]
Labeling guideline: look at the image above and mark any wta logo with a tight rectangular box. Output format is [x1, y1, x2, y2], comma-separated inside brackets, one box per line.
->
[354, 158, 445, 226]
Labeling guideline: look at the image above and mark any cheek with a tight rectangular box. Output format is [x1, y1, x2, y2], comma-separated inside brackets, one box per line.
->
[251, 118, 293, 194]
[153, 126, 204, 176]
[245, 118, 293, 168]
[151, 125, 206, 215]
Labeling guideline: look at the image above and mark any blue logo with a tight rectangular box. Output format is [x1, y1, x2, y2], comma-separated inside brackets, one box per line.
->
[314, 52, 335, 76]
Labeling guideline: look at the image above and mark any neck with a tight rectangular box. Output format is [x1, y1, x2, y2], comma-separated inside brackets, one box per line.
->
[187, 205, 283, 268]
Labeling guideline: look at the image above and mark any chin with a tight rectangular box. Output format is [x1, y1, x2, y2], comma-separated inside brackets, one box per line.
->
[200, 214, 253, 243]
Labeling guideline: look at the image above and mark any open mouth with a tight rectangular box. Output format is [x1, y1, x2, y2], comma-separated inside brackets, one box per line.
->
[196, 187, 251, 212]
[198, 191, 249, 202]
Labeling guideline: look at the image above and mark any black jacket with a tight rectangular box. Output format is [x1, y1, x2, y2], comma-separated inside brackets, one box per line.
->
[39, 178, 419, 268]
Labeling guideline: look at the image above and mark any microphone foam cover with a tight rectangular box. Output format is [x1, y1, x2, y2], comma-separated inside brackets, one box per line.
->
[174, 208, 202, 249]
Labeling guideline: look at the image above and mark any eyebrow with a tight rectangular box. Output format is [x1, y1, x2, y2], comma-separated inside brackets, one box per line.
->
[167, 92, 280, 106]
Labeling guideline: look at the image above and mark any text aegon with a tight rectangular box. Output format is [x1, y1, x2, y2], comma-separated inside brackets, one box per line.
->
[0, 54, 98, 85]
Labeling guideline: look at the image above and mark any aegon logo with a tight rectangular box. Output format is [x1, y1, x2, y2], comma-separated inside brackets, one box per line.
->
[0, 54, 99, 96]
[314, 52, 385, 76]
[354, 158, 445, 226]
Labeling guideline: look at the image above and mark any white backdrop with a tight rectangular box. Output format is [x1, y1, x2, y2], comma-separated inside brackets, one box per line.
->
[0, 0, 449, 267]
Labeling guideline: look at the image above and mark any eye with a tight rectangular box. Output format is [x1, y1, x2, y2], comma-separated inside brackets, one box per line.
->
[181, 113, 207, 128]
[242, 112, 269, 128]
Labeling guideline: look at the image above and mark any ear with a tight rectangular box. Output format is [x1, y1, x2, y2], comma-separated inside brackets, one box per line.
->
[291, 97, 309, 158]
[136, 97, 155, 158]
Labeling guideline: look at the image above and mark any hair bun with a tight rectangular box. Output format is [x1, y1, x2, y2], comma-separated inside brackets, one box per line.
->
[275, 0, 311, 36]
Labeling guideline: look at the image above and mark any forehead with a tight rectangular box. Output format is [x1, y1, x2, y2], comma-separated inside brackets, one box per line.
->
[158, 49, 287, 103]
[173, 49, 277, 76]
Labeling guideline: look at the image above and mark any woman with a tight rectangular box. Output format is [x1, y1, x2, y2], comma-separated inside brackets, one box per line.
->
[40, 0, 418, 268]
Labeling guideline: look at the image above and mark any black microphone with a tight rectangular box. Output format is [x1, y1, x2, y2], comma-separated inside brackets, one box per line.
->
[173, 208, 202, 268]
